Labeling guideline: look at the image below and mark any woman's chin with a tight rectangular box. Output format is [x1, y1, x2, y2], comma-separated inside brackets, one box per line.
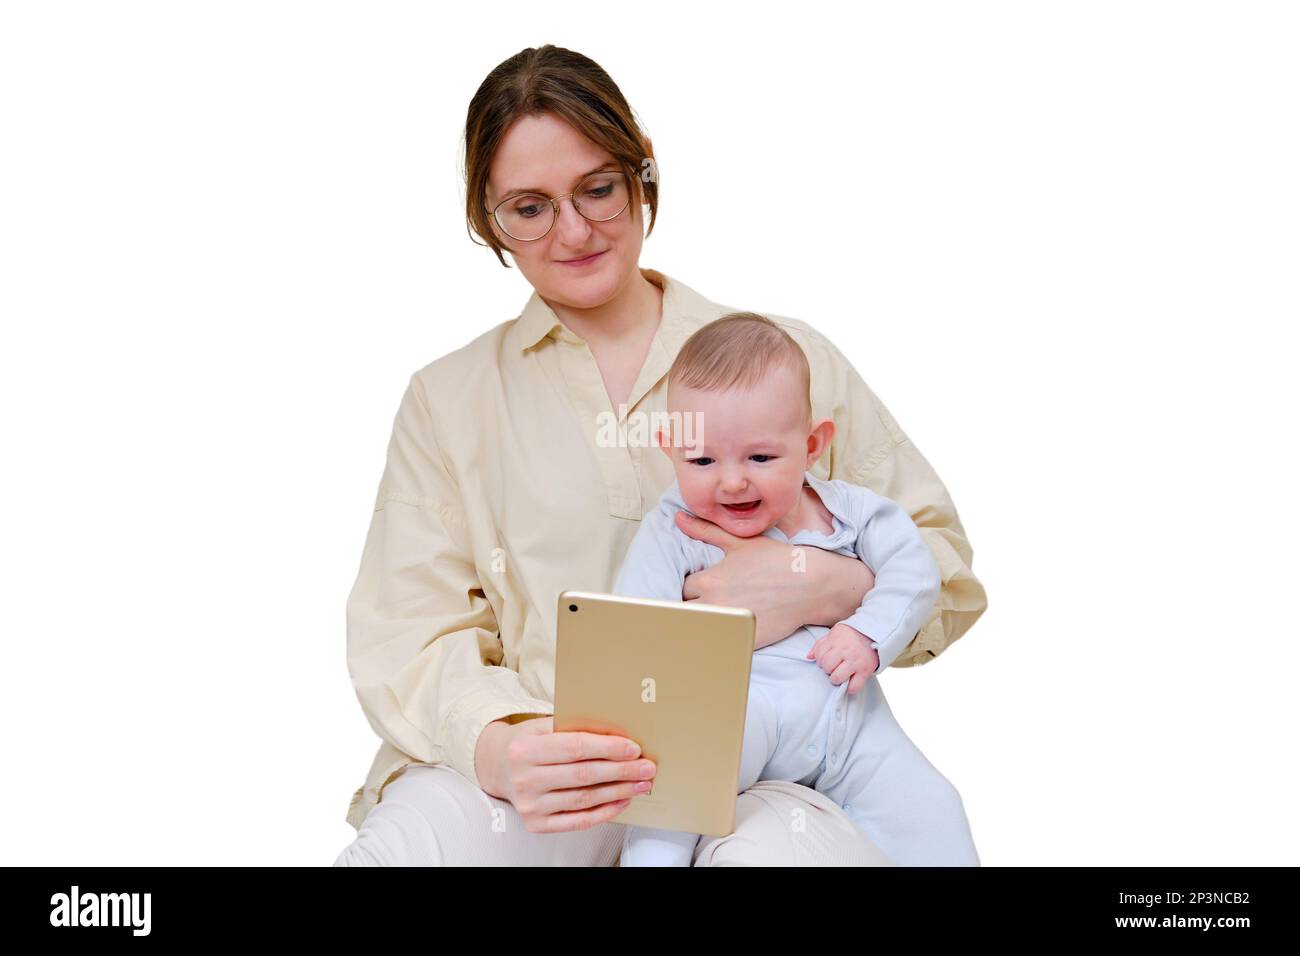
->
[548, 268, 616, 303]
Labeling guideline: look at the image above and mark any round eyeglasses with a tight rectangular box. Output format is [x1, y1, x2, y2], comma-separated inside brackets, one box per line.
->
[489, 169, 632, 242]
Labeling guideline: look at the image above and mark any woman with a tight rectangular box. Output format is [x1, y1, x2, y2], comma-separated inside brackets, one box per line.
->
[333, 44, 987, 866]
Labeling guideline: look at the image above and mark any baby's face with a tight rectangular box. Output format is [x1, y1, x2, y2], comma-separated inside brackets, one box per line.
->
[659, 367, 816, 538]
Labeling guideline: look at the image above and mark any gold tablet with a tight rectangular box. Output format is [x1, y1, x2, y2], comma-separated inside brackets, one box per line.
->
[553, 589, 754, 837]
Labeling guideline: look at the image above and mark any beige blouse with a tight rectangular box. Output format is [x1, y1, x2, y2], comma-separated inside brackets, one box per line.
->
[343, 267, 988, 830]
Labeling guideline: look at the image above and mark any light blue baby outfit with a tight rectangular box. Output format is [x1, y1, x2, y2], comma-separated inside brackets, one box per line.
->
[611, 470, 980, 867]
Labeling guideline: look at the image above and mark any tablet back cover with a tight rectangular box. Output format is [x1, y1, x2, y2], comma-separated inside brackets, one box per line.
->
[553, 590, 754, 837]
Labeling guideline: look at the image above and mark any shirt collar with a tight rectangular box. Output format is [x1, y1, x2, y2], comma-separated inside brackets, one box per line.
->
[506, 267, 702, 357]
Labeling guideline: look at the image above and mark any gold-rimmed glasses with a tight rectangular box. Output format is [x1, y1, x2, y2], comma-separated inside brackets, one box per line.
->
[489, 167, 632, 241]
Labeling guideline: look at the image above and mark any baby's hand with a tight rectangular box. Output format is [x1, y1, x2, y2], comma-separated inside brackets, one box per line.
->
[807, 623, 879, 694]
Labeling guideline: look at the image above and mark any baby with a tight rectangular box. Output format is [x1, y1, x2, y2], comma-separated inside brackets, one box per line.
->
[611, 311, 980, 867]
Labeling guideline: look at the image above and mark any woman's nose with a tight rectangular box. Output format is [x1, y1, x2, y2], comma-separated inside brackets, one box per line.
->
[554, 196, 592, 244]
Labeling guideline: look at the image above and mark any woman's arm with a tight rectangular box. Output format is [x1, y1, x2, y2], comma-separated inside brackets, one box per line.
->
[762, 546, 877, 647]
[345, 373, 554, 793]
[677, 513, 875, 649]
[353, 371, 654, 832]
[811, 323, 989, 667]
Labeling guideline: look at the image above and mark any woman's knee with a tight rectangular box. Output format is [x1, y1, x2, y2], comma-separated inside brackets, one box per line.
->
[333, 765, 495, 867]
[333, 796, 445, 866]
[694, 780, 893, 867]
[333, 764, 626, 866]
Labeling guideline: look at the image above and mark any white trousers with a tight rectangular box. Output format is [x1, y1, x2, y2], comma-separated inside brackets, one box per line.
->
[622, 639, 981, 867]
[332, 763, 897, 867]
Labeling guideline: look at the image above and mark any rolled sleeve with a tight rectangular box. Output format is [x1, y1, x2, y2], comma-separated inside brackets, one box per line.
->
[815, 330, 989, 668]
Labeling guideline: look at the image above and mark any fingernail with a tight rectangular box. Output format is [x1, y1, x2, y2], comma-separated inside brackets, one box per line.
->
[625, 742, 640, 757]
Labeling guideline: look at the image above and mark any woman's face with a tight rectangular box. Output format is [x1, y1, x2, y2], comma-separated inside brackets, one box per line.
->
[485, 111, 647, 308]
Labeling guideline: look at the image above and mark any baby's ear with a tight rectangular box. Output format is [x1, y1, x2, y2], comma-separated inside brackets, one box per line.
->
[806, 417, 837, 464]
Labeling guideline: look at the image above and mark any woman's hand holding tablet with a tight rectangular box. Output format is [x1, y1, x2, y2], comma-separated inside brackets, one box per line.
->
[473, 715, 658, 833]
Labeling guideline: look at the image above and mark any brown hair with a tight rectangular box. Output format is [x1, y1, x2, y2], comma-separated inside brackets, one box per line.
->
[669, 312, 813, 427]
[463, 45, 659, 268]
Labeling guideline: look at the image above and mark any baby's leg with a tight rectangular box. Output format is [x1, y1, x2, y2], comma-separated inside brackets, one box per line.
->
[738, 681, 782, 793]
[815, 678, 980, 867]
[619, 680, 781, 868]
[619, 824, 701, 867]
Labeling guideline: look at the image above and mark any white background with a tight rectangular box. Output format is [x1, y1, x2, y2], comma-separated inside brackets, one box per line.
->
[2, 1, 1296, 866]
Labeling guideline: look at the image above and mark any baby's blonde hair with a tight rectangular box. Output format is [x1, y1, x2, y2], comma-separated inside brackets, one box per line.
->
[667, 311, 812, 426]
